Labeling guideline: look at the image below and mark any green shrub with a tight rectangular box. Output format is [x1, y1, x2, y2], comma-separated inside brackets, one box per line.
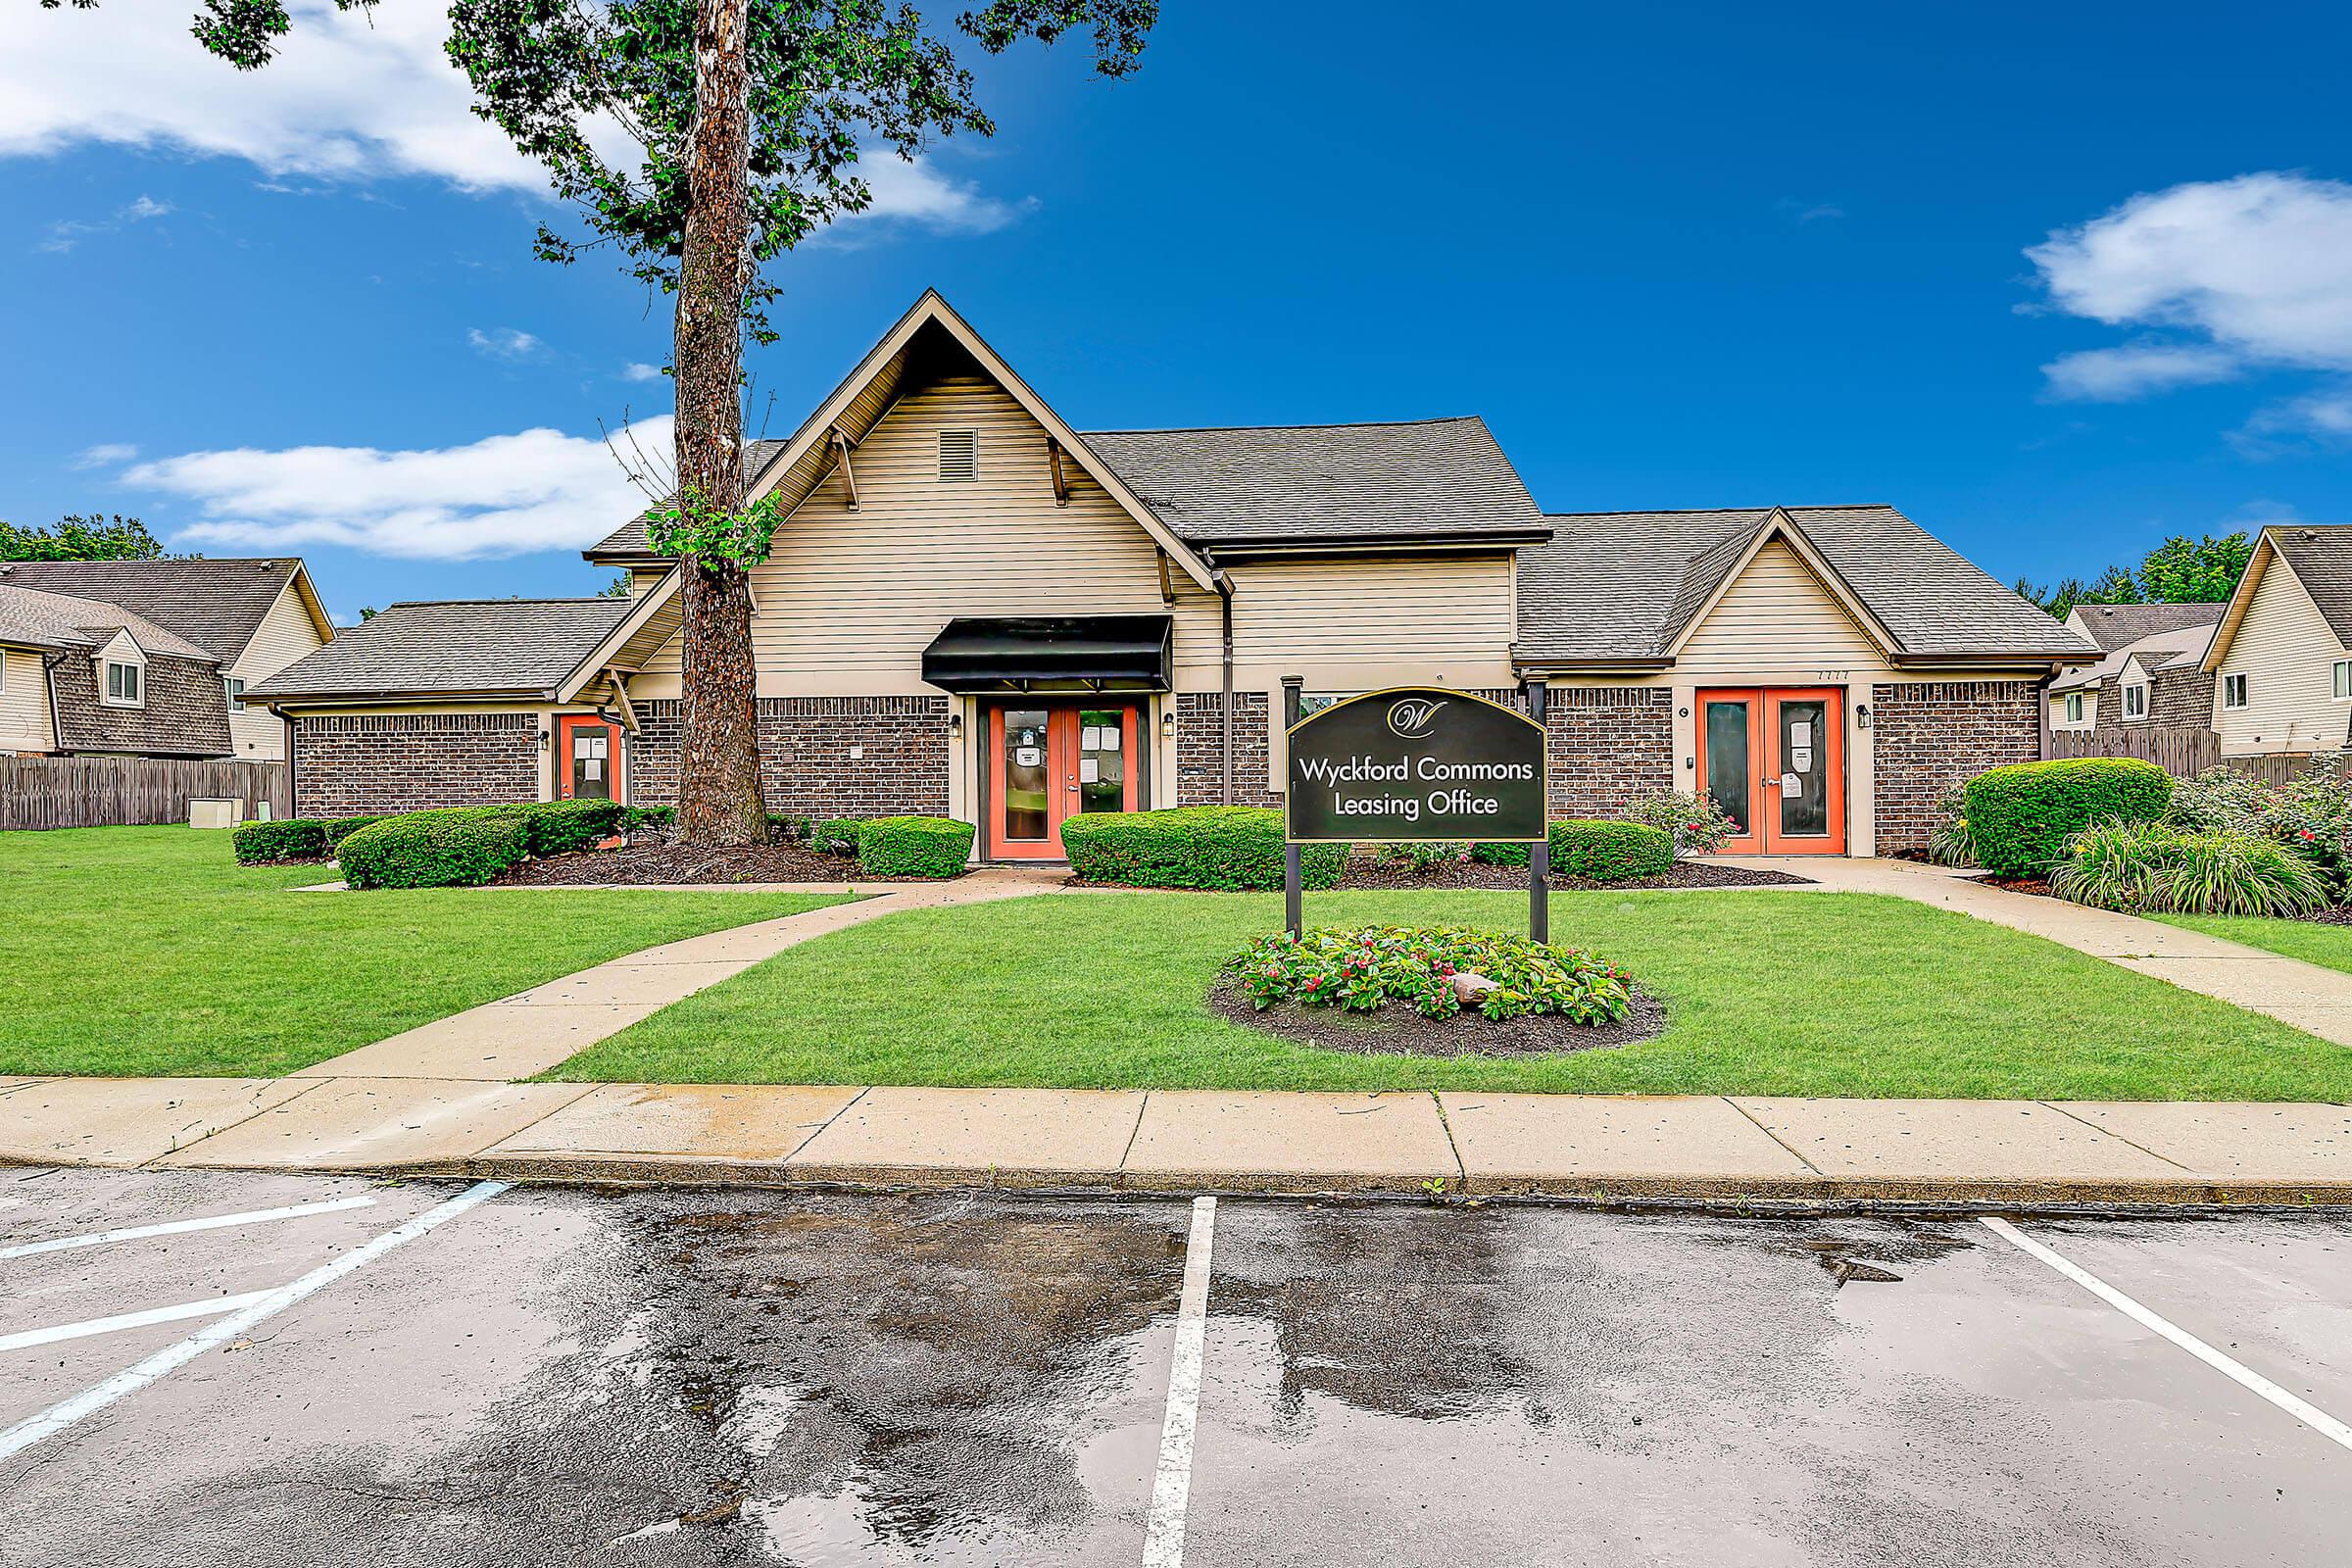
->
[231, 817, 327, 864]
[1963, 758, 2172, 875]
[323, 814, 392, 849]
[1547, 819, 1674, 882]
[1624, 790, 1738, 858]
[1378, 841, 1473, 872]
[769, 813, 811, 841]
[383, 799, 624, 857]
[808, 818, 865, 855]
[1468, 841, 1531, 867]
[1060, 807, 1348, 890]
[1226, 924, 1634, 1023]
[854, 815, 974, 877]
[1928, 788, 1977, 868]
[2169, 756, 2352, 897]
[619, 805, 675, 832]
[338, 813, 532, 889]
[2050, 819, 2328, 916]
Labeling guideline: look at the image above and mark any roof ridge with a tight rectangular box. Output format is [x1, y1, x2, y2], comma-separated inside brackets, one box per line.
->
[1080, 416, 1481, 437]
[375, 597, 632, 611]
[1544, 503, 1895, 519]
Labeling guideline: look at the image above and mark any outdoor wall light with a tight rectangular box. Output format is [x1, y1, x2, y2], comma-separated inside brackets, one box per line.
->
[535, 728, 551, 747]
[1855, 703, 1873, 730]
[1160, 710, 1177, 741]
[948, 711, 963, 740]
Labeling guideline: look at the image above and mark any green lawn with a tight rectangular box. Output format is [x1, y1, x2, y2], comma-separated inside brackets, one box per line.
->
[555, 889, 2350, 1100]
[1, 827, 848, 1079]
[2154, 912, 2352, 976]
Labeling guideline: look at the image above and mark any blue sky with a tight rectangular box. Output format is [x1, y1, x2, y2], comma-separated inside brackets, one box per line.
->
[2, 1, 2347, 621]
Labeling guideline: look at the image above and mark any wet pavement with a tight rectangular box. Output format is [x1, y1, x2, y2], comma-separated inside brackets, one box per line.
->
[1, 1169, 2346, 1566]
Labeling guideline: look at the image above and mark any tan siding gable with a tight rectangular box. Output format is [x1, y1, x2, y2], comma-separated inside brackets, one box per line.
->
[1222, 556, 1516, 690]
[0, 646, 56, 752]
[1674, 539, 1898, 680]
[2215, 554, 2350, 754]
[226, 578, 328, 758]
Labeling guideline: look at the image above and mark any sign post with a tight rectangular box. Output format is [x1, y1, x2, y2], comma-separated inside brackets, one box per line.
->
[1282, 683, 1548, 940]
[1523, 676, 1549, 943]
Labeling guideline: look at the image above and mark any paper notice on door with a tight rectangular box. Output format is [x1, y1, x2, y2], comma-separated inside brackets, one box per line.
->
[1791, 747, 1812, 771]
[1782, 771, 1800, 794]
[583, 760, 602, 781]
[1790, 721, 1812, 747]
[1079, 759, 1099, 783]
[1015, 746, 1043, 767]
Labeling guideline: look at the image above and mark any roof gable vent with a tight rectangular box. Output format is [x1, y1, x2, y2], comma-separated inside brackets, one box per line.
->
[938, 428, 979, 484]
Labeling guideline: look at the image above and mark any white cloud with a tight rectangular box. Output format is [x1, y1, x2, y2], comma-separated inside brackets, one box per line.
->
[620, 362, 663, 382]
[1775, 198, 1845, 223]
[73, 442, 138, 469]
[2029, 172, 2352, 400]
[122, 194, 172, 220]
[826, 154, 1036, 242]
[2039, 343, 2240, 401]
[2234, 385, 2352, 454]
[467, 326, 544, 361]
[128, 418, 674, 562]
[37, 190, 175, 253]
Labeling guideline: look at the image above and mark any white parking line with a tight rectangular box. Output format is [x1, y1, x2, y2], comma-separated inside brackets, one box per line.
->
[1143, 1196, 1217, 1568]
[0, 1293, 275, 1353]
[0, 1195, 378, 1259]
[1982, 1216, 2352, 1454]
[0, 1180, 509, 1464]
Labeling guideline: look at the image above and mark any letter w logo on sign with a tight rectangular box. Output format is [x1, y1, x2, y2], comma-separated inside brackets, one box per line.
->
[1386, 698, 1446, 739]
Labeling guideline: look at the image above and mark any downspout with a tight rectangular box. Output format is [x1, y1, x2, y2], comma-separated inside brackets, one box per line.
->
[267, 703, 296, 817]
[40, 653, 64, 756]
[1209, 559, 1237, 806]
[2035, 667, 2058, 760]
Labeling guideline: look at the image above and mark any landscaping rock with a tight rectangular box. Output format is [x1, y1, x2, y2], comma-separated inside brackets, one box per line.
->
[1452, 971, 1500, 1005]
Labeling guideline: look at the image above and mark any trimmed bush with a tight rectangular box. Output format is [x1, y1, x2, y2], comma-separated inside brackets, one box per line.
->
[1468, 841, 1531, 867]
[324, 814, 392, 849]
[2051, 819, 2328, 916]
[338, 813, 532, 890]
[1963, 758, 2172, 875]
[1548, 819, 1674, 882]
[1061, 807, 1348, 891]
[619, 805, 675, 832]
[855, 815, 974, 877]
[232, 817, 328, 864]
[383, 799, 625, 857]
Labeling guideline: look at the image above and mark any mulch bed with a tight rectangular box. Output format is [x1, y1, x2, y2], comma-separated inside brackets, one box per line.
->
[492, 828, 958, 886]
[1336, 858, 1815, 892]
[1206, 977, 1666, 1058]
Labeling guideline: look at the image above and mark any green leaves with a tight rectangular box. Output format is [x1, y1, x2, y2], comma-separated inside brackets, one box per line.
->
[0, 514, 164, 562]
[1227, 924, 1637, 1025]
[646, 483, 785, 568]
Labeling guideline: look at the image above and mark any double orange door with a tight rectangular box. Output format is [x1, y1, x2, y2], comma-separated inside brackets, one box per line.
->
[1693, 688, 1844, 855]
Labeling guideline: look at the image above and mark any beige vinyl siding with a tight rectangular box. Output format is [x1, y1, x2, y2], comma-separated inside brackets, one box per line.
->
[2215, 556, 2351, 755]
[225, 578, 329, 759]
[636, 374, 1211, 695]
[0, 646, 56, 752]
[2050, 688, 2096, 730]
[1672, 540, 1899, 681]
[1223, 556, 1516, 691]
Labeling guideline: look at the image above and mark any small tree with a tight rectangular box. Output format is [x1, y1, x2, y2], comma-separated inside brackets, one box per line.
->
[2136, 531, 2253, 604]
[0, 514, 165, 561]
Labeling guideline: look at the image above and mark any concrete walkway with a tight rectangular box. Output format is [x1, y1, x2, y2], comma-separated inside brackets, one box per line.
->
[1732, 856, 2352, 1045]
[3, 1076, 2349, 1203]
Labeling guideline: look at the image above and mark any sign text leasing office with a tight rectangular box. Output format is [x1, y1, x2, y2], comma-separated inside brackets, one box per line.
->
[1285, 689, 1546, 844]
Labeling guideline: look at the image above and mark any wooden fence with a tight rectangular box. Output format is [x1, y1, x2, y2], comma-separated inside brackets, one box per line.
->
[2046, 725, 2318, 786]
[0, 757, 291, 831]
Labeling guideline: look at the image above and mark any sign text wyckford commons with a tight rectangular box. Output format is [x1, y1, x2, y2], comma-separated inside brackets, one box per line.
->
[1284, 689, 1546, 844]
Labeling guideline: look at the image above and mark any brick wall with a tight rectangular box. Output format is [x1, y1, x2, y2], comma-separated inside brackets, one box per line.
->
[1540, 687, 1676, 817]
[1175, 691, 1278, 808]
[294, 711, 537, 817]
[630, 696, 952, 818]
[1869, 680, 2041, 853]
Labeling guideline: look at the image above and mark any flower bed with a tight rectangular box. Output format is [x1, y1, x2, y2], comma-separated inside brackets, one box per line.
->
[1227, 924, 1635, 1023]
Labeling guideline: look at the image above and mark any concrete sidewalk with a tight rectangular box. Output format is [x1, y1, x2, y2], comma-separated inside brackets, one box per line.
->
[4, 1075, 2348, 1204]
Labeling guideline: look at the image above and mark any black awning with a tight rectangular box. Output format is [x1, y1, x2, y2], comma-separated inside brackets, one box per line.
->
[920, 614, 1173, 693]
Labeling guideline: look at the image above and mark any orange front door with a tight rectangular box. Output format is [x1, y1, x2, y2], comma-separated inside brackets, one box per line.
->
[987, 704, 1139, 858]
[555, 715, 620, 802]
[1693, 688, 1845, 855]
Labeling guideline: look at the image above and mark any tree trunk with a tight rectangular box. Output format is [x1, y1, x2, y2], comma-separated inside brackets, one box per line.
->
[672, 0, 766, 846]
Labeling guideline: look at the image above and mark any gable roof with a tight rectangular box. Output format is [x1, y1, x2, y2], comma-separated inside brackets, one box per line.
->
[1078, 417, 1547, 549]
[0, 581, 216, 662]
[2203, 524, 2352, 671]
[247, 599, 634, 703]
[1516, 505, 2098, 666]
[2051, 621, 2215, 692]
[0, 558, 323, 661]
[2064, 601, 2226, 651]
[585, 291, 1219, 589]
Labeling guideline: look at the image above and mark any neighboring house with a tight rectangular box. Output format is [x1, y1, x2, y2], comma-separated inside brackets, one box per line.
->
[0, 558, 331, 760]
[251, 290, 2094, 857]
[0, 581, 231, 759]
[2203, 524, 2352, 758]
[2047, 604, 2224, 732]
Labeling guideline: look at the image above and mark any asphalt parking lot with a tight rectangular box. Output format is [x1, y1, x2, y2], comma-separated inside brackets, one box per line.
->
[2, 1169, 2347, 1567]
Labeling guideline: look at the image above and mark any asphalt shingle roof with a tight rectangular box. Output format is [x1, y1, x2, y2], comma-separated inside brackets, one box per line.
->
[585, 440, 796, 560]
[2267, 525, 2352, 647]
[0, 582, 216, 661]
[0, 558, 303, 661]
[246, 599, 634, 700]
[2066, 601, 2226, 652]
[2051, 621, 2215, 691]
[1516, 506, 2099, 663]
[1078, 417, 1548, 546]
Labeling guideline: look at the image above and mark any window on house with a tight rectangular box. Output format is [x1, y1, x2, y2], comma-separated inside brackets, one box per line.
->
[1298, 692, 1353, 718]
[223, 676, 246, 710]
[104, 661, 142, 706]
[2122, 682, 2147, 719]
[937, 428, 979, 483]
[2226, 673, 2250, 710]
[2333, 662, 2351, 701]
[2064, 693, 2083, 723]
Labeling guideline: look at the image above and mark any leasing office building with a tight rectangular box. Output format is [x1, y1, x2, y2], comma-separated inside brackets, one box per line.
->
[250, 292, 2096, 858]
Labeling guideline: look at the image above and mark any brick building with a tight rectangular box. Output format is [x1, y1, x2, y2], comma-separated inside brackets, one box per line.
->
[252, 291, 2097, 858]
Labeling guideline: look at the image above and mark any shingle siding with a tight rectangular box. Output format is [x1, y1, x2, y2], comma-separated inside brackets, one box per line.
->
[294, 712, 538, 817]
[50, 651, 231, 757]
[1870, 680, 2042, 853]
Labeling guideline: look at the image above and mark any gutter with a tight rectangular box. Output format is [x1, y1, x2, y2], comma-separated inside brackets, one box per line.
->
[267, 703, 297, 814]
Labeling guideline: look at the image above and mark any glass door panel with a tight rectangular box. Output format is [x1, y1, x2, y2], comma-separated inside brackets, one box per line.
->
[1077, 709, 1127, 814]
[1776, 700, 1829, 837]
[1002, 708, 1051, 842]
[1703, 699, 1752, 839]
